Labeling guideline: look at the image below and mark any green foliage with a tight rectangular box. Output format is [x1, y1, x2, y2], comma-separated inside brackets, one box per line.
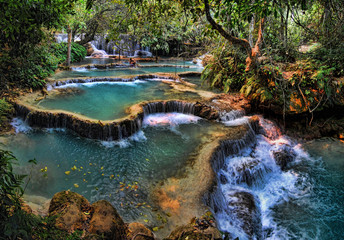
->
[201, 42, 247, 92]
[50, 42, 87, 64]
[241, 61, 343, 113]
[0, 150, 83, 239]
[0, 0, 78, 54]
[240, 65, 278, 104]
[0, 98, 14, 129]
[311, 43, 344, 77]
[0, 149, 28, 238]
[0, 42, 86, 91]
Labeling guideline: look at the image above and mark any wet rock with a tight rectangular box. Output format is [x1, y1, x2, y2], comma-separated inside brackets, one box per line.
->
[227, 191, 262, 239]
[127, 222, 155, 240]
[273, 146, 296, 171]
[89, 200, 127, 240]
[85, 43, 94, 56]
[48, 191, 91, 232]
[91, 50, 108, 58]
[134, 50, 152, 58]
[231, 159, 271, 186]
[164, 222, 222, 240]
[194, 102, 219, 120]
[201, 55, 213, 67]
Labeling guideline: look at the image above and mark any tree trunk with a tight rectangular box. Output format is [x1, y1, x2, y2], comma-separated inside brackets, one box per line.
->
[66, 26, 72, 67]
[204, 0, 264, 72]
[249, 14, 255, 47]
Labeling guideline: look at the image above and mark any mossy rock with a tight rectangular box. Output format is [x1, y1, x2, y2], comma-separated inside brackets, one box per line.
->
[48, 191, 91, 232]
[127, 222, 155, 240]
[89, 200, 128, 240]
[164, 224, 222, 240]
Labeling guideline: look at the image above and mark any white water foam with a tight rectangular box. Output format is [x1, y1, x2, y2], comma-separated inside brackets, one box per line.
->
[11, 118, 32, 133]
[214, 117, 313, 240]
[71, 67, 89, 72]
[53, 80, 146, 90]
[100, 130, 147, 148]
[142, 113, 201, 127]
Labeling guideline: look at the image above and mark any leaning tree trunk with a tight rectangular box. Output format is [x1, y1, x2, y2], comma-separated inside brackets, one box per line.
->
[204, 0, 264, 72]
[66, 26, 72, 67]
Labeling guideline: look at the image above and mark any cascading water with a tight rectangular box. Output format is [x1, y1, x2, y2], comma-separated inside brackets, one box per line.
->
[90, 43, 109, 58]
[206, 116, 343, 239]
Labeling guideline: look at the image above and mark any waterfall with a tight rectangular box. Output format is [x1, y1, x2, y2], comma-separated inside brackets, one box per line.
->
[205, 116, 306, 240]
[90, 34, 138, 56]
[14, 100, 220, 141]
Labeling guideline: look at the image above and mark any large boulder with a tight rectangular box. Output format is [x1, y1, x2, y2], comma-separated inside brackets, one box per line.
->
[164, 221, 222, 240]
[273, 146, 296, 171]
[227, 191, 262, 239]
[85, 43, 95, 56]
[88, 200, 128, 240]
[127, 222, 155, 240]
[48, 191, 91, 232]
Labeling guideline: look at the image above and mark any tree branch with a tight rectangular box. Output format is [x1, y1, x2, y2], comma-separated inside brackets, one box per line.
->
[203, 0, 251, 56]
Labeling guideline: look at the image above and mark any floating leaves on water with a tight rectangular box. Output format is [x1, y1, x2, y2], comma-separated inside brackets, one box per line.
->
[71, 165, 77, 171]
[101, 173, 104, 176]
[80, 166, 83, 169]
[143, 219, 149, 223]
[145, 158, 150, 162]
[83, 179, 87, 182]
[89, 163, 92, 166]
[101, 166, 104, 170]
[74, 183, 79, 188]
[110, 174, 115, 179]
[40, 166, 48, 172]
[65, 171, 71, 175]
[57, 164, 60, 167]
[152, 227, 159, 232]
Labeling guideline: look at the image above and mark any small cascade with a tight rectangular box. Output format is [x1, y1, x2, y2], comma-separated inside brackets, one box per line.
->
[132, 50, 153, 58]
[206, 116, 310, 240]
[14, 100, 219, 141]
[90, 43, 109, 58]
[143, 101, 195, 116]
[90, 34, 138, 56]
[47, 75, 175, 90]
[219, 110, 245, 122]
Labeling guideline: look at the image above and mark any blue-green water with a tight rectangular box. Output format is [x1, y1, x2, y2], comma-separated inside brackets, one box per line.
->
[4, 116, 225, 223]
[52, 66, 202, 80]
[3, 58, 344, 239]
[36, 81, 199, 120]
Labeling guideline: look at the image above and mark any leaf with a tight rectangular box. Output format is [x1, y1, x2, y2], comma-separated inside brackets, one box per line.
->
[65, 171, 71, 175]
[74, 183, 79, 188]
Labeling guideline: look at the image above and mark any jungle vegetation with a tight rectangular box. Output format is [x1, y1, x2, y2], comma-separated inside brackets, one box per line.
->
[0, 0, 344, 237]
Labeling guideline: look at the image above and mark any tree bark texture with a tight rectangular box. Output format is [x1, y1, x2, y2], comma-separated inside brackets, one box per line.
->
[204, 0, 264, 72]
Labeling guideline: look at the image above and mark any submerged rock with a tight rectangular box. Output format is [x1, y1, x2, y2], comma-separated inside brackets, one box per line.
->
[273, 146, 296, 171]
[227, 191, 262, 240]
[164, 222, 222, 240]
[127, 222, 155, 240]
[49, 191, 91, 232]
[89, 200, 127, 239]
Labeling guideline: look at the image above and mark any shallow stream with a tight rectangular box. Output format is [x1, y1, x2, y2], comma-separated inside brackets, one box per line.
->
[2, 57, 343, 239]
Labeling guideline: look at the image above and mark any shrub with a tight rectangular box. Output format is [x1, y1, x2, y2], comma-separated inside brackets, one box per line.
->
[0, 98, 14, 129]
[0, 42, 86, 91]
[50, 42, 87, 64]
[201, 42, 247, 92]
